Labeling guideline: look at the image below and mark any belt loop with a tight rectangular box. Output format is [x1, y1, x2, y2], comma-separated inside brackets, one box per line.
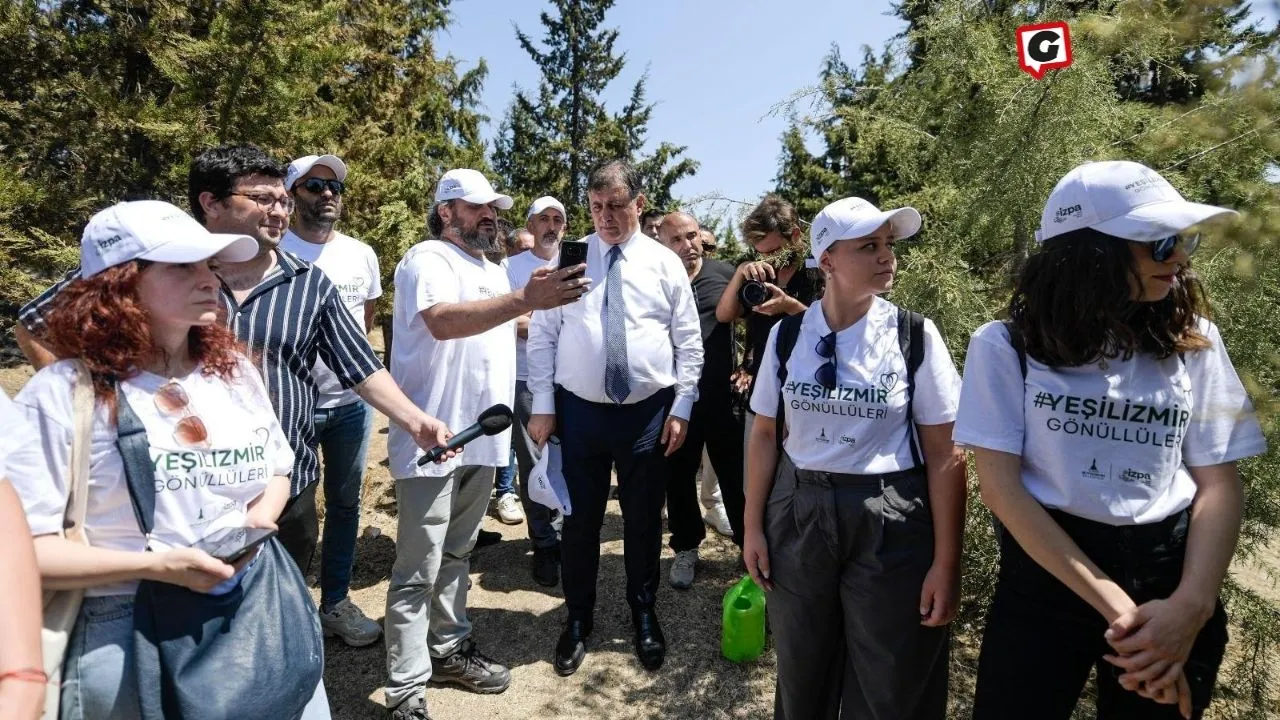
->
[878, 476, 886, 494]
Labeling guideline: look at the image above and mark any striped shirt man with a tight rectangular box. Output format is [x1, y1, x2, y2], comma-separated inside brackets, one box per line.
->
[17, 250, 382, 496]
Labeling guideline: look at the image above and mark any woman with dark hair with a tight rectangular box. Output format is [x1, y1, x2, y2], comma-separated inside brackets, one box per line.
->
[10, 201, 333, 719]
[743, 197, 966, 719]
[956, 161, 1265, 719]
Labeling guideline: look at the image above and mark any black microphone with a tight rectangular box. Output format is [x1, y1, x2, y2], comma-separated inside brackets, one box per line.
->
[416, 404, 514, 466]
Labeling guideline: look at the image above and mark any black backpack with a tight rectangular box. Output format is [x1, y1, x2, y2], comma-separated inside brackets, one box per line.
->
[773, 307, 927, 468]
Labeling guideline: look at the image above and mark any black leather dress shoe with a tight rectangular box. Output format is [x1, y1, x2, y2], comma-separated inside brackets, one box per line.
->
[631, 608, 666, 671]
[554, 618, 592, 676]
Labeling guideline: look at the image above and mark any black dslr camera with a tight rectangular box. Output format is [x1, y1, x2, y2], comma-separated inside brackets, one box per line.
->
[738, 279, 772, 309]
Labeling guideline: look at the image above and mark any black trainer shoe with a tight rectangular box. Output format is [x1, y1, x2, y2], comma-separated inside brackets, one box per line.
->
[430, 639, 511, 694]
[532, 545, 560, 587]
[389, 690, 432, 720]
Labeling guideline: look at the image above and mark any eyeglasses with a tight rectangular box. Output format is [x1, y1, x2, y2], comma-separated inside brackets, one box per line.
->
[814, 331, 837, 391]
[1151, 232, 1199, 262]
[154, 381, 210, 449]
[229, 192, 295, 214]
[298, 178, 345, 196]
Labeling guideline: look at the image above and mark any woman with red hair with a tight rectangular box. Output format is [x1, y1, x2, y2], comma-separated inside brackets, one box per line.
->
[10, 201, 330, 719]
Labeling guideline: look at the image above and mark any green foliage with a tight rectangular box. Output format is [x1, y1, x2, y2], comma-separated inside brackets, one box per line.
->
[491, 0, 697, 236]
[0, 0, 486, 327]
[785, 0, 1280, 715]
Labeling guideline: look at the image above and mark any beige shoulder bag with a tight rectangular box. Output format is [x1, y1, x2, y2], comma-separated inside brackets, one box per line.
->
[40, 360, 94, 720]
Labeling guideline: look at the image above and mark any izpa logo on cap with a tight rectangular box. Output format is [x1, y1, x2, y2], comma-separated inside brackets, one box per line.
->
[96, 234, 125, 251]
[1053, 204, 1083, 223]
[440, 178, 462, 193]
[816, 226, 830, 242]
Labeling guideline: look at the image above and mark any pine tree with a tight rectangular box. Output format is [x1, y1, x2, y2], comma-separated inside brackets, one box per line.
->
[491, 0, 697, 234]
[0, 0, 487, 327]
[774, 44, 901, 219]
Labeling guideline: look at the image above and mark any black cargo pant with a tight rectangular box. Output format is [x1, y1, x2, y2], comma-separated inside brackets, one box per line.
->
[666, 387, 746, 550]
[766, 454, 948, 720]
[973, 508, 1228, 720]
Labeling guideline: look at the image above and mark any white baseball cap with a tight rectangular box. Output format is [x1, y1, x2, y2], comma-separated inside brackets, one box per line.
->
[1038, 160, 1238, 243]
[527, 195, 566, 220]
[528, 437, 572, 516]
[285, 154, 348, 190]
[808, 197, 922, 265]
[434, 169, 514, 210]
[80, 200, 258, 279]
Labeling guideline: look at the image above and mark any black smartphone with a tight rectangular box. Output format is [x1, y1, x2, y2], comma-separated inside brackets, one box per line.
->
[191, 526, 277, 563]
[558, 240, 588, 277]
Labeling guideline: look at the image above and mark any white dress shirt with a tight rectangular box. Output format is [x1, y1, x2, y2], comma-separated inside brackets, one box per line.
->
[528, 230, 703, 419]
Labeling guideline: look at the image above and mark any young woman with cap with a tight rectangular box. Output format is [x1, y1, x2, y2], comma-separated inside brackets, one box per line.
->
[8, 200, 338, 719]
[955, 160, 1265, 719]
[742, 197, 967, 719]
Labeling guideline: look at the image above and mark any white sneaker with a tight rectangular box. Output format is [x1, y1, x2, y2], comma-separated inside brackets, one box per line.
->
[320, 597, 382, 647]
[703, 503, 733, 537]
[496, 493, 525, 525]
[669, 549, 698, 590]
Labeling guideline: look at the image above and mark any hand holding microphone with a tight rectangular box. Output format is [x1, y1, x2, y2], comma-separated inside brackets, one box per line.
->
[417, 404, 514, 466]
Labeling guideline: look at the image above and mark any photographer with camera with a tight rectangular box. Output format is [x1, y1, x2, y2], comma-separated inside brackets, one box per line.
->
[715, 194, 823, 452]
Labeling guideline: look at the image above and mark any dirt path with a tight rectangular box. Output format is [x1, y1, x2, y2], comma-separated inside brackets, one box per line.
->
[326, 413, 776, 720]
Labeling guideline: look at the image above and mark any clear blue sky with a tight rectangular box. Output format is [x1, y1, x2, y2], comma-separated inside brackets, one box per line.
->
[433, 0, 906, 217]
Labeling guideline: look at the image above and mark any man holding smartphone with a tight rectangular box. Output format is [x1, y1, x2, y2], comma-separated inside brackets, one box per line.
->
[383, 170, 588, 720]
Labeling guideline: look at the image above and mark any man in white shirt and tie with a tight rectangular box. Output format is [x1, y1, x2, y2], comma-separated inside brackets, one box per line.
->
[527, 160, 704, 677]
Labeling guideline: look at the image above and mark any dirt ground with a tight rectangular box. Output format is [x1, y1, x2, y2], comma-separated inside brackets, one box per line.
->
[3, 343, 1279, 720]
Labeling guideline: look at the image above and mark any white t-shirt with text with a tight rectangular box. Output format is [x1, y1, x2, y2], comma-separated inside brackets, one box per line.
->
[749, 297, 961, 475]
[953, 319, 1266, 525]
[11, 358, 295, 596]
[505, 249, 556, 381]
[389, 240, 516, 478]
[280, 229, 382, 408]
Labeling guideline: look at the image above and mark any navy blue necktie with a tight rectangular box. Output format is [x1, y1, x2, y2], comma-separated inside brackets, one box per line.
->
[604, 245, 631, 403]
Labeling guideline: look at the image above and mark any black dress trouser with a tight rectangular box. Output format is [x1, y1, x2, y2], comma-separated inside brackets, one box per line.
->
[557, 386, 674, 620]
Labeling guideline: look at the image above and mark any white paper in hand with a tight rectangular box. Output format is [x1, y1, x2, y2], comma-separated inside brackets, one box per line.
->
[529, 436, 572, 516]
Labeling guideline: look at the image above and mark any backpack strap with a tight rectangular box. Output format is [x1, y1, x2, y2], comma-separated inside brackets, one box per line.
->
[1003, 319, 1028, 378]
[773, 313, 805, 454]
[115, 385, 157, 538]
[897, 308, 926, 469]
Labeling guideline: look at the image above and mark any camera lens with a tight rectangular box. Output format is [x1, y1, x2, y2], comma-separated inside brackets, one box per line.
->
[739, 280, 770, 309]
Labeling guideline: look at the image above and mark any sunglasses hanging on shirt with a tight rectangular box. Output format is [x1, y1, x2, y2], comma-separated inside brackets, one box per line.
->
[814, 331, 838, 391]
[1151, 232, 1199, 262]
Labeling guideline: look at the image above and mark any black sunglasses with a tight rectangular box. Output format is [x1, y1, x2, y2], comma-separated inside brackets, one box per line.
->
[814, 331, 837, 390]
[1151, 232, 1199, 262]
[298, 178, 345, 196]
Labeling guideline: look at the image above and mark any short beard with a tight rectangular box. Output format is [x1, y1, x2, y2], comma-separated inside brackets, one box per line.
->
[298, 198, 340, 230]
[452, 215, 497, 252]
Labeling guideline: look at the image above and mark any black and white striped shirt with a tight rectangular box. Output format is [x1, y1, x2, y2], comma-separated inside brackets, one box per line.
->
[18, 251, 383, 496]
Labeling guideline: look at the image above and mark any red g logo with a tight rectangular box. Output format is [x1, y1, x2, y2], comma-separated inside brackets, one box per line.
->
[1017, 22, 1073, 79]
